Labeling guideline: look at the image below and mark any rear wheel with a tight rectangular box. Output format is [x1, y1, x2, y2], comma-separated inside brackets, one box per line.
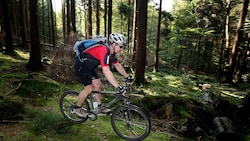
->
[111, 104, 151, 141]
[59, 90, 90, 123]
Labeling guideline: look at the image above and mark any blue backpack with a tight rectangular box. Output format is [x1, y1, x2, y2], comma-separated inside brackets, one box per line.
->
[74, 37, 107, 62]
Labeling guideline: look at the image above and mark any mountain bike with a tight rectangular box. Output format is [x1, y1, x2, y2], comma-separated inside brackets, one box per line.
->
[59, 81, 151, 141]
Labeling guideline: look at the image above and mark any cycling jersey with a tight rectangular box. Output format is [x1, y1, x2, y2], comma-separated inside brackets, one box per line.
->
[85, 45, 118, 67]
[74, 45, 118, 86]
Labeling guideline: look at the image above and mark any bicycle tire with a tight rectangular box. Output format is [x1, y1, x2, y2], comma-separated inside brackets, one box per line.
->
[59, 90, 90, 123]
[111, 104, 151, 141]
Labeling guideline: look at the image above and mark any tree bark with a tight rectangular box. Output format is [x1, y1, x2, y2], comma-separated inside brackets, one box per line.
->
[108, 0, 112, 36]
[127, 0, 131, 54]
[48, 0, 55, 47]
[19, 0, 28, 49]
[71, 0, 76, 33]
[134, 0, 147, 84]
[96, 0, 100, 35]
[226, 0, 249, 83]
[132, 0, 138, 70]
[66, 0, 71, 35]
[87, 0, 92, 38]
[104, 0, 107, 37]
[26, 0, 43, 71]
[154, 0, 162, 72]
[0, 0, 14, 54]
[62, 1, 66, 40]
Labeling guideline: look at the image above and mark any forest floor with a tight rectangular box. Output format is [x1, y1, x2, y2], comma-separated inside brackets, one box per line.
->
[1, 50, 250, 141]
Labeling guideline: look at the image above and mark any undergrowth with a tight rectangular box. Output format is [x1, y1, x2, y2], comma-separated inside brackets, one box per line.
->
[1, 50, 250, 141]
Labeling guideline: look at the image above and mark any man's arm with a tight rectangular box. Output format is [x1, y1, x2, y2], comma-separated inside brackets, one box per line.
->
[102, 66, 119, 88]
[113, 63, 129, 78]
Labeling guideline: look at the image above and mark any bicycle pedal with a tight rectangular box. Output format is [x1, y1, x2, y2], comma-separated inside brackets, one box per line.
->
[88, 113, 95, 117]
[88, 113, 97, 121]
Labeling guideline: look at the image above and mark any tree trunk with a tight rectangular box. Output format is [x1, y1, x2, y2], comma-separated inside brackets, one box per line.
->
[176, 40, 183, 70]
[132, 0, 138, 70]
[13, 0, 19, 37]
[127, 0, 131, 54]
[19, 0, 28, 49]
[108, 0, 112, 35]
[26, 0, 43, 71]
[154, 0, 162, 72]
[48, 0, 55, 47]
[62, 1, 66, 40]
[96, 0, 100, 35]
[226, 0, 249, 83]
[134, 0, 147, 85]
[84, 0, 87, 38]
[217, 0, 231, 80]
[71, 0, 76, 32]
[66, 0, 71, 35]
[104, 0, 107, 37]
[42, 0, 46, 42]
[0, 0, 14, 54]
[88, 0, 92, 38]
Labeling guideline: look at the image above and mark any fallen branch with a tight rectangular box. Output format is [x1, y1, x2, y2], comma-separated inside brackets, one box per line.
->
[1, 120, 29, 123]
[5, 82, 21, 95]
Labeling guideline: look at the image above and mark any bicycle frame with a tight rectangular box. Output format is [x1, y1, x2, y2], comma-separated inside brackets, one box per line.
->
[88, 81, 131, 112]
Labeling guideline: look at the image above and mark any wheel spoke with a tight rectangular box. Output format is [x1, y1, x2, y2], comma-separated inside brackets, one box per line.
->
[111, 105, 151, 140]
[59, 91, 89, 123]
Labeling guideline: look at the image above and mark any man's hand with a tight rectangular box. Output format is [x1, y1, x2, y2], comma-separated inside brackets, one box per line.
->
[125, 76, 133, 82]
[117, 86, 126, 96]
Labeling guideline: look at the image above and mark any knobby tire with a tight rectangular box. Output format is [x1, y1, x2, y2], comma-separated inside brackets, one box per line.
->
[111, 104, 151, 141]
[59, 90, 90, 123]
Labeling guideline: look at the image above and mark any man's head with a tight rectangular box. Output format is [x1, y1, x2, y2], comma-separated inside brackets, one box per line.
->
[109, 33, 127, 47]
[109, 33, 127, 54]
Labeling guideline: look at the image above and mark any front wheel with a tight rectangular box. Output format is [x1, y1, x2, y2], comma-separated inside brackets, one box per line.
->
[59, 90, 90, 123]
[111, 104, 151, 141]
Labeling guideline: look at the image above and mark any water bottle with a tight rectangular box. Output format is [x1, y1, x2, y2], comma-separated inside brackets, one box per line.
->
[92, 94, 98, 113]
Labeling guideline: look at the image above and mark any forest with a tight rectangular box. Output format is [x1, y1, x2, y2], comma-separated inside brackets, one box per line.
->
[0, 0, 250, 141]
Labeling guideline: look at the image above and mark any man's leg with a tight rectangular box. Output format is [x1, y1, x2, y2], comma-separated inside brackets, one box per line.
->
[92, 79, 111, 114]
[92, 79, 102, 104]
[74, 84, 93, 118]
[77, 84, 93, 107]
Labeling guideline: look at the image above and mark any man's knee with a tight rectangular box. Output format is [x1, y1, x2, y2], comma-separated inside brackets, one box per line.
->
[93, 80, 102, 89]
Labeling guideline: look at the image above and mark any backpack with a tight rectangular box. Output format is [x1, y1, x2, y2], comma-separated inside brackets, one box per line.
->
[74, 36, 107, 62]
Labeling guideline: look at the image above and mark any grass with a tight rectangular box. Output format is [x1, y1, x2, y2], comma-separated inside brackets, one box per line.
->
[0, 50, 250, 141]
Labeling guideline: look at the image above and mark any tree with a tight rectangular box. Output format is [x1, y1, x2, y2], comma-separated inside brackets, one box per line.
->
[154, 0, 162, 72]
[108, 0, 112, 35]
[96, 0, 100, 35]
[87, 0, 92, 38]
[66, 0, 70, 35]
[132, 0, 138, 70]
[134, 0, 147, 84]
[26, 0, 43, 71]
[62, 1, 66, 39]
[217, 0, 232, 80]
[48, 0, 56, 47]
[19, 0, 28, 49]
[0, 0, 14, 54]
[226, 0, 249, 83]
[71, 0, 76, 33]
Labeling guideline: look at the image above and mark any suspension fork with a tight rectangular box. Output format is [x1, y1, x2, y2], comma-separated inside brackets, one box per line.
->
[123, 100, 132, 125]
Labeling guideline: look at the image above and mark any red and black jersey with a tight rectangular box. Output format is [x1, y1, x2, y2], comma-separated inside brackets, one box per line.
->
[82, 45, 118, 69]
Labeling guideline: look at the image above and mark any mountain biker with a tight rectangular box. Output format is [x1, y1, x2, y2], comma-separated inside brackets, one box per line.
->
[73, 33, 130, 118]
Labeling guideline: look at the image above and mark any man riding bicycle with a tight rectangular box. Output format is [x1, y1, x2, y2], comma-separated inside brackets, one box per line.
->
[73, 33, 130, 118]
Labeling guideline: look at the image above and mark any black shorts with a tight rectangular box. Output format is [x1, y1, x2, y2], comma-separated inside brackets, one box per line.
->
[74, 58, 99, 86]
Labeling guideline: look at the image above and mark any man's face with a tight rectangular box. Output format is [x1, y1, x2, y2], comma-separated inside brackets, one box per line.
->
[114, 43, 123, 53]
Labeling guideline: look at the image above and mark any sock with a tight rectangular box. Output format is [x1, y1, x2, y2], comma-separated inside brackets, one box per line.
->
[75, 105, 81, 108]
